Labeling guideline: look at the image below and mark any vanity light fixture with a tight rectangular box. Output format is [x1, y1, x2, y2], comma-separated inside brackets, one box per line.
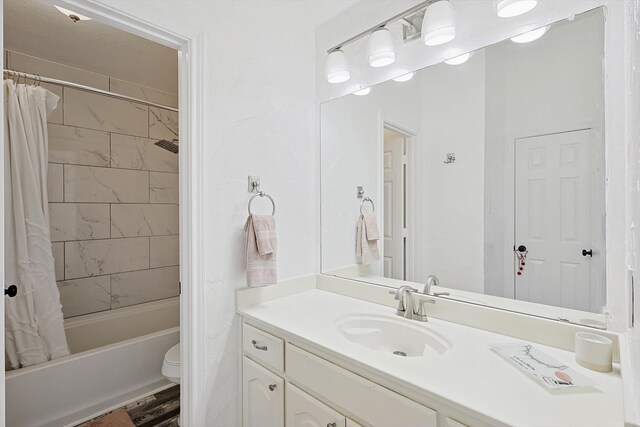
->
[54, 5, 91, 22]
[325, 49, 350, 84]
[325, 0, 432, 80]
[366, 27, 396, 68]
[353, 87, 372, 96]
[494, 0, 538, 18]
[510, 25, 550, 43]
[393, 71, 415, 82]
[444, 52, 473, 65]
[422, 0, 457, 46]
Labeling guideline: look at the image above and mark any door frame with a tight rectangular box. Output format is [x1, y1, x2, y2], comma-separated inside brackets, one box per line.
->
[503, 119, 604, 311]
[380, 120, 417, 282]
[3, 1, 208, 426]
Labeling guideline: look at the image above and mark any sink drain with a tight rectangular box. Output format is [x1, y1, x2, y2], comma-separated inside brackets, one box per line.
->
[393, 350, 407, 357]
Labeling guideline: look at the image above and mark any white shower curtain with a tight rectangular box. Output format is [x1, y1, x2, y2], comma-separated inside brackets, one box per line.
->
[4, 79, 70, 369]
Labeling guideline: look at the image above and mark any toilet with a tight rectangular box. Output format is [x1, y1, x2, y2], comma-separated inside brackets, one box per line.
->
[162, 343, 181, 425]
[162, 343, 180, 384]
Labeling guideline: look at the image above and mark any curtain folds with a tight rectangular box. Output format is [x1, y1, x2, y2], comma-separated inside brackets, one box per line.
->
[4, 79, 70, 369]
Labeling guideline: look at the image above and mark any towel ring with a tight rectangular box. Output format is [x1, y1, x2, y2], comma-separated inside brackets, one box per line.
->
[360, 197, 375, 215]
[248, 191, 276, 216]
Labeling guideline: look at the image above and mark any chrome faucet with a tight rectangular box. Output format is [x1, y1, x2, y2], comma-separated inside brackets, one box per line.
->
[423, 275, 450, 297]
[389, 286, 435, 322]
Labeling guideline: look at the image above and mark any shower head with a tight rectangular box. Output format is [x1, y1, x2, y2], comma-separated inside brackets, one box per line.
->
[154, 139, 179, 154]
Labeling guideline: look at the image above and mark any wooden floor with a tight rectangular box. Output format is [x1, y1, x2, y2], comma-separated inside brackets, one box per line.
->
[77, 385, 180, 427]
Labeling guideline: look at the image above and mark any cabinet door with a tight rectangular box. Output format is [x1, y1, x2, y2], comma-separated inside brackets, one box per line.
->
[243, 357, 284, 427]
[286, 383, 346, 427]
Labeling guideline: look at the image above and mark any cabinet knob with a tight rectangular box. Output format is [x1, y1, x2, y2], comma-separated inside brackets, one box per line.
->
[327, 423, 337, 427]
[268, 384, 277, 391]
[251, 340, 268, 351]
[4, 285, 17, 298]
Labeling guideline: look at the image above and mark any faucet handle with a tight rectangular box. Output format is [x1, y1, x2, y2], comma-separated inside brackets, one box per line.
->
[414, 298, 436, 322]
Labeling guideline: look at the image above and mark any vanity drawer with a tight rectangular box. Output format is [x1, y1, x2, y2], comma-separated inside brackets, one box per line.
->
[286, 344, 437, 427]
[243, 323, 284, 372]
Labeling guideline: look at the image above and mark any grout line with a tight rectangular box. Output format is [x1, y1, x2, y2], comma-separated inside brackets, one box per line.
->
[51, 162, 177, 175]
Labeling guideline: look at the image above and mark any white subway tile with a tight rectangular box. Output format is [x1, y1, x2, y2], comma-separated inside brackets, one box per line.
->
[47, 163, 63, 202]
[7, 51, 109, 90]
[111, 266, 179, 308]
[110, 78, 178, 108]
[111, 204, 179, 237]
[52, 242, 64, 281]
[58, 276, 111, 318]
[111, 134, 178, 173]
[64, 88, 148, 136]
[48, 124, 110, 166]
[49, 203, 110, 242]
[150, 172, 179, 203]
[64, 165, 149, 203]
[65, 237, 149, 280]
[150, 235, 179, 268]
[149, 107, 178, 141]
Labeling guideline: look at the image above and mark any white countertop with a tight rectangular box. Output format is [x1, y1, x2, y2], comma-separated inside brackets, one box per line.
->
[240, 289, 624, 427]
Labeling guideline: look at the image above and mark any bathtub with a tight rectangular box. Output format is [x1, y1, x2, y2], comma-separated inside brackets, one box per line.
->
[5, 297, 180, 427]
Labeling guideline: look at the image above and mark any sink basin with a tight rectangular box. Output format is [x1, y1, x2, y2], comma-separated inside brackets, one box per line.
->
[335, 314, 451, 358]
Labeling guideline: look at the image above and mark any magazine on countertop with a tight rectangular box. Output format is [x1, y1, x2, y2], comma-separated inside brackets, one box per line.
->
[489, 342, 597, 389]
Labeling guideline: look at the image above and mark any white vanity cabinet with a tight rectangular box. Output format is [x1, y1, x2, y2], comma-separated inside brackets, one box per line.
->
[286, 383, 346, 427]
[242, 321, 449, 427]
[242, 356, 284, 427]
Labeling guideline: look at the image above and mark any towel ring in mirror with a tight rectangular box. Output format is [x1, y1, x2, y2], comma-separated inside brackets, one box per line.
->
[360, 197, 375, 215]
[248, 191, 276, 216]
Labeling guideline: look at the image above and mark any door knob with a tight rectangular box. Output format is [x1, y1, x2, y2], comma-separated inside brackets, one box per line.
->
[4, 285, 17, 297]
[582, 249, 593, 257]
[516, 245, 527, 253]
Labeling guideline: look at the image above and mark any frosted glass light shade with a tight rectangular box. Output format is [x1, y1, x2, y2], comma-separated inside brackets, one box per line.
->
[445, 52, 473, 65]
[326, 49, 350, 83]
[353, 87, 372, 96]
[494, 0, 538, 18]
[366, 28, 396, 68]
[422, 1, 457, 46]
[54, 5, 91, 21]
[510, 25, 549, 43]
[393, 72, 415, 82]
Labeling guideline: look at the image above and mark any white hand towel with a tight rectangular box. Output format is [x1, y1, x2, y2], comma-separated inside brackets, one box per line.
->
[356, 214, 380, 265]
[244, 214, 277, 286]
[362, 213, 380, 241]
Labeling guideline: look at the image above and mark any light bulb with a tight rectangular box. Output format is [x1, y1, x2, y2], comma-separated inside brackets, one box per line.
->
[393, 72, 415, 82]
[510, 25, 550, 43]
[325, 49, 350, 84]
[444, 52, 473, 65]
[366, 27, 396, 68]
[422, 1, 457, 46]
[494, 0, 538, 18]
[353, 87, 372, 96]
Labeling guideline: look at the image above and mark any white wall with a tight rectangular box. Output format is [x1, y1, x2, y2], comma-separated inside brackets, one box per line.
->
[483, 9, 605, 302]
[416, 53, 486, 293]
[321, 78, 421, 274]
[67, 1, 356, 425]
[317, 0, 627, 326]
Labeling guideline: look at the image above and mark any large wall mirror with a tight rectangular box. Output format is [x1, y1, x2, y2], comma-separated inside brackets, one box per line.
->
[320, 7, 606, 328]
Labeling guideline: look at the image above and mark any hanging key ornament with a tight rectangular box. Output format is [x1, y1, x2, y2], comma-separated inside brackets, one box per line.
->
[516, 247, 528, 276]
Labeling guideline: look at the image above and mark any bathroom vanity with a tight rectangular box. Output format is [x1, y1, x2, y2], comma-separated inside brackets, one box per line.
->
[237, 276, 624, 427]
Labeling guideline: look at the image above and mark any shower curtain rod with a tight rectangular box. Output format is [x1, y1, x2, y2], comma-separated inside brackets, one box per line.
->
[3, 69, 178, 112]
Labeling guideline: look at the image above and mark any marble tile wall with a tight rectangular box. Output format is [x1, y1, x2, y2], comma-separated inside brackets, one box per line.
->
[6, 51, 180, 319]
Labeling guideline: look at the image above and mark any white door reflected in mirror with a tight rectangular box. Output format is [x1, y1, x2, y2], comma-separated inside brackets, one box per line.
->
[320, 7, 606, 328]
